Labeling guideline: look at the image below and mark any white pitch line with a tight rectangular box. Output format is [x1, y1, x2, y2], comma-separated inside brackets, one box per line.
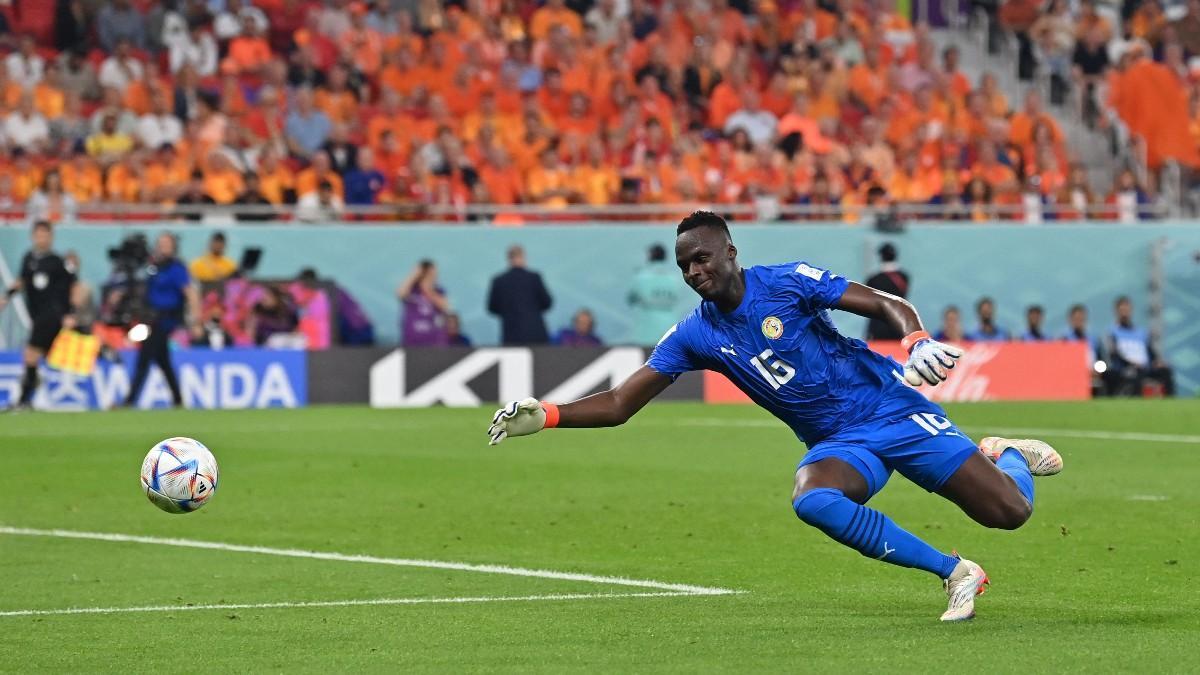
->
[0, 526, 737, 596]
[0, 592, 698, 618]
[666, 418, 1200, 444]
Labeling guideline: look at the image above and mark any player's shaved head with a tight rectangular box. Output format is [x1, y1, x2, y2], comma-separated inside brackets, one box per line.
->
[675, 211, 742, 310]
[676, 210, 732, 240]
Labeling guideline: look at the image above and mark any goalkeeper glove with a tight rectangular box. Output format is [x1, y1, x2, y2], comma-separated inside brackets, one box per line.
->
[487, 398, 559, 446]
[901, 331, 963, 386]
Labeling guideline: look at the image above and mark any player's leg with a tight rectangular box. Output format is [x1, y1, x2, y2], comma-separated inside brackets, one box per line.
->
[17, 345, 44, 406]
[792, 446, 960, 580]
[938, 451, 1034, 530]
[152, 334, 183, 407]
[17, 314, 58, 407]
[125, 341, 154, 406]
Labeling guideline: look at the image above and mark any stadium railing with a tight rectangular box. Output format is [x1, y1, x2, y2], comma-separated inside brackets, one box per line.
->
[0, 202, 1173, 225]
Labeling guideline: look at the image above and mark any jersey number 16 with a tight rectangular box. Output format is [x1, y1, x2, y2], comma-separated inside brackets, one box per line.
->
[751, 349, 795, 390]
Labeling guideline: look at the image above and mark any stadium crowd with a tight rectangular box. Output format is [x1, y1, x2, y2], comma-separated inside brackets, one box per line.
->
[997, 0, 1200, 190]
[0, 0, 1171, 222]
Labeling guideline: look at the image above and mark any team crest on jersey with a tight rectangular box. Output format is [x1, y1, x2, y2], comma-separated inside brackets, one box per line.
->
[761, 316, 784, 339]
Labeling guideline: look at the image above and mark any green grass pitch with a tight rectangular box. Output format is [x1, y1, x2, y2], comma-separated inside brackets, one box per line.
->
[1, 400, 1198, 672]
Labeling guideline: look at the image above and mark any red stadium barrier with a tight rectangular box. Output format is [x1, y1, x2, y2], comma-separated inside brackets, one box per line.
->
[703, 341, 1091, 403]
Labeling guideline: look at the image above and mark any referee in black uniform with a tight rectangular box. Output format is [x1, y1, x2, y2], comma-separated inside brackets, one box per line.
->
[0, 220, 78, 410]
[864, 243, 911, 341]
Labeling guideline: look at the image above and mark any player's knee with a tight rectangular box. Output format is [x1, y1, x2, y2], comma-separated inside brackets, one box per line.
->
[987, 497, 1032, 530]
[791, 487, 845, 528]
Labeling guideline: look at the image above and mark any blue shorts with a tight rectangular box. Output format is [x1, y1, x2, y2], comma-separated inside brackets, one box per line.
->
[797, 403, 978, 500]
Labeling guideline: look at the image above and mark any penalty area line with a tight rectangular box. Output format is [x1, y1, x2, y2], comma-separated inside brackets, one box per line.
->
[0, 526, 741, 598]
[0, 592, 702, 618]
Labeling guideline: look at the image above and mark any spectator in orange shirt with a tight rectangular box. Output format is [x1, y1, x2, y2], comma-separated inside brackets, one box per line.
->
[530, 0, 583, 40]
[478, 147, 525, 205]
[777, 94, 833, 155]
[537, 68, 573, 121]
[60, 151, 104, 204]
[374, 129, 410, 181]
[888, 154, 934, 203]
[144, 144, 193, 203]
[314, 65, 360, 125]
[461, 90, 514, 144]
[941, 46, 972, 99]
[33, 63, 66, 120]
[256, 147, 297, 205]
[296, 152, 344, 199]
[1009, 90, 1063, 147]
[848, 46, 887, 111]
[105, 153, 143, 202]
[572, 138, 620, 205]
[343, 3, 384, 76]
[979, 72, 1010, 117]
[526, 145, 576, 207]
[224, 20, 273, 75]
[203, 153, 246, 204]
[558, 92, 600, 140]
[972, 140, 1018, 191]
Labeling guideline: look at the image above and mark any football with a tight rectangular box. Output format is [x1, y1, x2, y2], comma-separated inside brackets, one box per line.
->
[139, 437, 219, 514]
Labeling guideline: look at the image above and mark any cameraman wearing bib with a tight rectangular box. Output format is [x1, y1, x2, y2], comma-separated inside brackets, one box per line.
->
[124, 232, 198, 408]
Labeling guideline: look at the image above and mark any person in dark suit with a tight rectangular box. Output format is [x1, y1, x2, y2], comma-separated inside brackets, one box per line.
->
[487, 245, 553, 345]
[864, 243, 910, 340]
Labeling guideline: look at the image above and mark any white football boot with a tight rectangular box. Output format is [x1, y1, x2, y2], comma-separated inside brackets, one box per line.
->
[940, 557, 989, 622]
[978, 437, 1064, 476]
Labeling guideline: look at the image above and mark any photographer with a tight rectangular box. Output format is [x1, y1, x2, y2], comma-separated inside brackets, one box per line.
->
[124, 233, 198, 408]
[0, 220, 78, 411]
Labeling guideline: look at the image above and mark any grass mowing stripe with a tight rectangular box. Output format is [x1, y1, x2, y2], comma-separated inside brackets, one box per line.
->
[0, 526, 740, 596]
[0, 592, 703, 618]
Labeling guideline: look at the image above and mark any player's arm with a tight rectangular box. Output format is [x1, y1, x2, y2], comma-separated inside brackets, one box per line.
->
[486, 366, 673, 446]
[0, 277, 19, 311]
[835, 281, 963, 387]
[835, 281, 924, 334]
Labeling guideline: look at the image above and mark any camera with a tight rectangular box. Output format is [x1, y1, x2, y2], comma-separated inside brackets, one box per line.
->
[100, 233, 152, 328]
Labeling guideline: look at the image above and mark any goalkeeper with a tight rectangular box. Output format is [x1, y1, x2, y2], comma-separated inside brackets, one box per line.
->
[487, 212, 1064, 622]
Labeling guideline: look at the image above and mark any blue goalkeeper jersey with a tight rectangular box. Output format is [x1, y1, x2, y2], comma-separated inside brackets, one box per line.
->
[646, 261, 933, 445]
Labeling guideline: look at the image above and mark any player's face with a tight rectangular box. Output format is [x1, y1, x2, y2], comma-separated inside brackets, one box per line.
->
[31, 226, 52, 252]
[675, 228, 738, 302]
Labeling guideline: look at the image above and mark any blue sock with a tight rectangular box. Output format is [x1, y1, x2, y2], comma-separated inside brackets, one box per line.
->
[996, 448, 1035, 506]
[793, 488, 959, 579]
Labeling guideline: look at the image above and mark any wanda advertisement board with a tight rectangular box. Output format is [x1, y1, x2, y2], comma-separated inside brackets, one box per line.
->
[349, 341, 1090, 409]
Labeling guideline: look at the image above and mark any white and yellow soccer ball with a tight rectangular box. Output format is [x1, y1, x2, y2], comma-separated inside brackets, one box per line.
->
[140, 437, 219, 514]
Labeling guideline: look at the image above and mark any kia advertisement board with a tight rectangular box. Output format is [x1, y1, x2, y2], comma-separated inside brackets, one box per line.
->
[343, 347, 704, 408]
[0, 349, 307, 411]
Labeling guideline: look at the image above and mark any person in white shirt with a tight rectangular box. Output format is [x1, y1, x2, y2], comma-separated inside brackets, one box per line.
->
[723, 89, 779, 147]
[214, 0, 269, 41]
[4, 94, 50, 152]
[98, 40, 145, 93]
[6, 36, 46, 90]
[296, 179, 345, 222]
[90, 86, 140, 136]
[136, 90, 183, 149]
[585, 0, 626, 44]
[169, 20, 219, 77]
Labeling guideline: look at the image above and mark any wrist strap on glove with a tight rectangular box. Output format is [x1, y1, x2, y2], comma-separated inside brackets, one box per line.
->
[542, 402, 560, 428]
[901, 330, 931, 353]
